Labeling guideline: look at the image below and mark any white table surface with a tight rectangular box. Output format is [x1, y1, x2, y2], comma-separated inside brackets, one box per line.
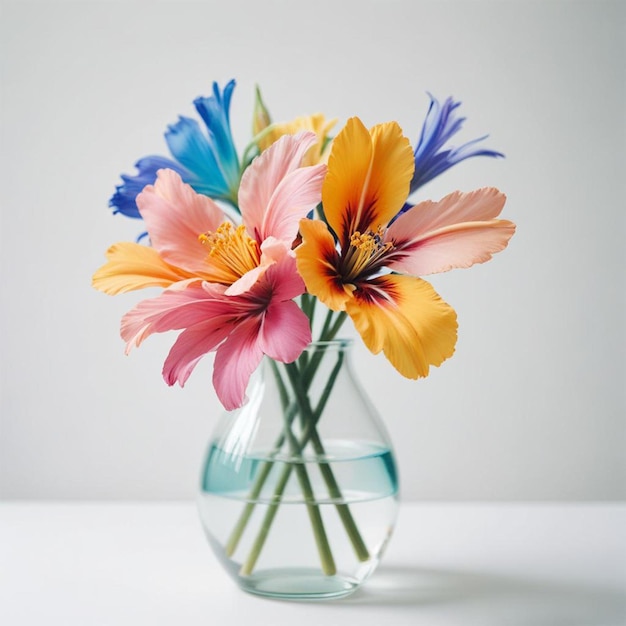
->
[1, 502, 625, 626]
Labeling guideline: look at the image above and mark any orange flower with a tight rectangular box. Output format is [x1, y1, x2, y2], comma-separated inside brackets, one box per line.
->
[296, 117, 515, 378]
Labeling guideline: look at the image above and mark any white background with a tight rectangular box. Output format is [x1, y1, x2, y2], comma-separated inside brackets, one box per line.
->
[1, 0, 624, 501]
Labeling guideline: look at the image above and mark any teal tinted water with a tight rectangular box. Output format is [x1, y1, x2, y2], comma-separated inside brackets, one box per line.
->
[197, 441, 399, 598]
[201, 440, 398, 503]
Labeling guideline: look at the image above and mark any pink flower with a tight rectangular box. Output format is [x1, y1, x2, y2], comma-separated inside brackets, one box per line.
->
[94, 132, 326, 409]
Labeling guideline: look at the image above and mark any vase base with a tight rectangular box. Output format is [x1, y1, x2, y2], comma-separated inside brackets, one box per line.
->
[238, 567, 359, 600]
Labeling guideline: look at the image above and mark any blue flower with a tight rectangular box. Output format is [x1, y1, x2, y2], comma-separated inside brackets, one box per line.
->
[109, 156, 188, 219]
[410, 94, 504, 195]
[110, 80, 241, 219]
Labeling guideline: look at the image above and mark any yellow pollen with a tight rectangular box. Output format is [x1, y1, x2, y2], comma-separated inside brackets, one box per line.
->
[350, 231, 379, 254]
[343, 227, 393, 281]
[198, 222, 261, 284]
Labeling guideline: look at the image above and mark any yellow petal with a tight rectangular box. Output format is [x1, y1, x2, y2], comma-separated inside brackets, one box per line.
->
[92, 242, 193, 295]
[369, 122, 415, 225]
[258, 113, 337, 166]
[322, 118, 414, 246]
[346, 274, 457, 378]
[295, 219, 351, 311]
[322, 117, 373, 245]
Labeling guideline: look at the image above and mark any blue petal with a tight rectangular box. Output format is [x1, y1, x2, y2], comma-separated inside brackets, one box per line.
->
[164, 116, 231, 196]
[110, 80, 241, 220]
[193, 79, 240, 186]
[410, 94, 504, 194]
[109, 156, 188, 218]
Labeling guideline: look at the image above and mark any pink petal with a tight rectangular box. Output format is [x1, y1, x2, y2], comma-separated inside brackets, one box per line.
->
[224, 237, 287, 296]
[136, 169, 227, 273]
[262, 247, 307, 302]
[259, 236, 291, 266]
[225, 265, 268, 296]
[121, 284, 228, 351]
[212, 317, 265, 410]
[390, 221, 516, 275]
[259, 300, 312, 363]
[261, 163, 326, 243]
[226, 239, 305, 299]
[386, 188, 515, 275]
[238, 132, 318, 240]
[162, 319, 233, 387]
[117, 234, 310, 409]
[392, 187, 508, 234]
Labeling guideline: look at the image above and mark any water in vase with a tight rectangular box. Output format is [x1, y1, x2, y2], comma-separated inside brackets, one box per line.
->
[197, 440, 399, 599]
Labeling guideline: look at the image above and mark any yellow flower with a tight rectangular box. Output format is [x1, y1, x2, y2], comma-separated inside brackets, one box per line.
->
[258, 113, 336, 166]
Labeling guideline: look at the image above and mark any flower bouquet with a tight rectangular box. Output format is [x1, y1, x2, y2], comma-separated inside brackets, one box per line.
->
[93, 79, 515, 599]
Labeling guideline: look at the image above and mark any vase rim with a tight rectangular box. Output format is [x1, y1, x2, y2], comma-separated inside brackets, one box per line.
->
[306, 338, 353, 348]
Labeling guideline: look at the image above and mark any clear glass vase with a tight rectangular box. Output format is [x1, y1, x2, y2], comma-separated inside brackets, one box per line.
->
[197, 339, 399, 600]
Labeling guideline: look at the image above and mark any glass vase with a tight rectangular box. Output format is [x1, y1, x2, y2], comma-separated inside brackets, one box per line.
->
[197, 339, 399, 600]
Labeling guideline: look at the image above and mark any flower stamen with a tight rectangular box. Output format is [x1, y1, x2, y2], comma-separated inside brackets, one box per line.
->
[199, 223, 261, 285]
[342, 226, 393, 282]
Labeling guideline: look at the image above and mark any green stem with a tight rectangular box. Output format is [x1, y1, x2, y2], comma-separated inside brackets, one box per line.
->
[308, 429, 370, 561]
[326, 311, 347, 341]
[319, 308, 335, 340]
[239, 374, 340, 576]
[240, 124, 278, 168]
[231, 311, 368, 573]
[299, 311, 347, 386]
[226, 362, 306, 560]
[225, 460, 276, 558]
[239, 461, 295, 576]
[305, 293, 316, 331]
[285, 360, 369, 562]
[224, 395, 297, 557]
[239, 361, 339, 576]
[282, 421, 336, 575]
